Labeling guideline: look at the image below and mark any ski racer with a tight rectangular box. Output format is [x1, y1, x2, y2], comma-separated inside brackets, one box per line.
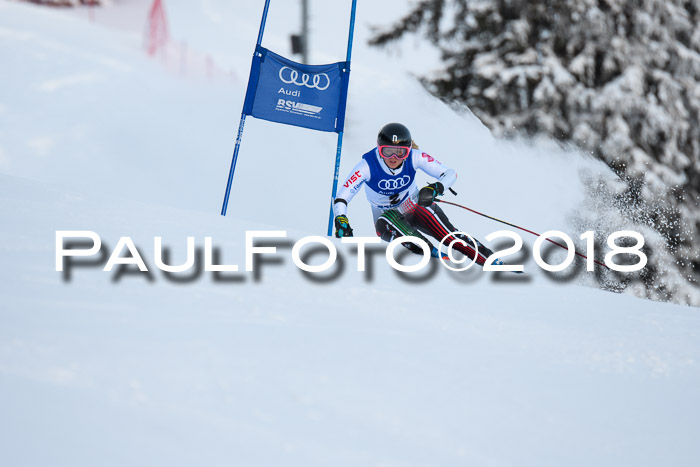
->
[333, 122, 498, 266]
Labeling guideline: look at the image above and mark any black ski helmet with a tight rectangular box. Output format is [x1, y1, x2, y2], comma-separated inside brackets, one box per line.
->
[377, 122, 411, 147]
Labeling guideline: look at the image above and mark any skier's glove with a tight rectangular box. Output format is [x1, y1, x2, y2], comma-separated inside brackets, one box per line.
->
[418, 182, 445, 206]
[334, 215, 354, 238]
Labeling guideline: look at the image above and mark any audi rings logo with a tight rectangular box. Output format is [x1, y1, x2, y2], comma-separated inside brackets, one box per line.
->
[378, 176, 411, 191]
[279, 67, 331, 91]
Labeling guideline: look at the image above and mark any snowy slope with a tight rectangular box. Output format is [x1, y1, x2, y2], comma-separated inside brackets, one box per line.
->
[1, 1, 699, 466]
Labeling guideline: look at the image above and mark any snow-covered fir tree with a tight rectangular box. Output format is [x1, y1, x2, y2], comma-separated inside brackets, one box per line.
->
[370, 0, 699, 304]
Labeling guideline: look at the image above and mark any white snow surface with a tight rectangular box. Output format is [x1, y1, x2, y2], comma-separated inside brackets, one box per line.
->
[1, 1, 699, 466]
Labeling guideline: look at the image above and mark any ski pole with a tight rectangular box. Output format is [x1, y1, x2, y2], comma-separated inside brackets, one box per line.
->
[436, 199, 609, 270]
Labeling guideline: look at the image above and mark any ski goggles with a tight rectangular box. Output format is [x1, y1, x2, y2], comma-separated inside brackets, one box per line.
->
[378, 145, 411, 160]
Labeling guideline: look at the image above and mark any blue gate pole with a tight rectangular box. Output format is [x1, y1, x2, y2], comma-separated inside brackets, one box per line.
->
[327, 0, 358, 235]
[221, 0, 272, 216]
[327, 130, 345, 235]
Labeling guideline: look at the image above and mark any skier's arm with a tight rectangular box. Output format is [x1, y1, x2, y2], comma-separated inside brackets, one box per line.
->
[414, 150, 457, 190]
[333, 159, 370, 217]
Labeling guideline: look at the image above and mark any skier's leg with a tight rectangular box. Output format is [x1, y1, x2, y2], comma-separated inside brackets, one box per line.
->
[406, 203, 495, 266]
[375, 209, 440, 257]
